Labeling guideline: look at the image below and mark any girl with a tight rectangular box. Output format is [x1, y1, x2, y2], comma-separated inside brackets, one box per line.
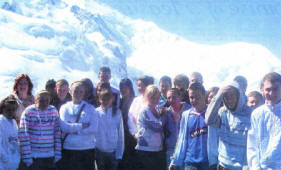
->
[95, 89, 124, 170]
[0, 95, 20, 170]
[118, 78, 136, 170]
[12, 73, 34, 124]
[135, 85, 164, 170]
[162, 88, 191, 169]
[59, 81, 98, 170]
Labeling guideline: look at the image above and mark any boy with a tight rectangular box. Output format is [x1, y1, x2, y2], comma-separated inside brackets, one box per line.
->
[247, 91, 263, 109]
[19, 90, 61, 170]
[205, 81, 251, 169]
[173, 74, 189, 104]
[159, 75, 172, 108]
[169, 83, 208, 170]
[53, 79, 71, 111]
[98, 66, 120, 108]
[247, 72, 281, 169]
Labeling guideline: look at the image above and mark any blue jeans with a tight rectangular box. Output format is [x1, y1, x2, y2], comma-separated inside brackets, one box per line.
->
[96, 149, 118, 170]
[184, 162, 209, 170]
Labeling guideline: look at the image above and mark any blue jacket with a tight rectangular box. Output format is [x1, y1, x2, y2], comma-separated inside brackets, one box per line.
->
[247, 100, 281, 169]
[205, 82, 251, 169]
[171, 107, 208, 166]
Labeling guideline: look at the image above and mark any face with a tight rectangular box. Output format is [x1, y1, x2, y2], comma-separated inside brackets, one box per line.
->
[71, 85, 85, 103]
[120, 85, 131, 98]
[207, 91, 217, 104]
[167, 91, 180, 107]
[160, 81, 171, 98]
[247, 96, 262, 109]
[56, 85, 69, 101]
[35, 94, 50, 110]
[98, 71, 111, 83]
[99, 96, 113, 109]
[261, 80, 281, 105]
[17, 78, 29, 94]
[146, 93, 160, 108]
[223, 87, 239, 110]
[3, 102, 18, 119]
[189, 89, 205, 111]
[137, 80, 146, 95]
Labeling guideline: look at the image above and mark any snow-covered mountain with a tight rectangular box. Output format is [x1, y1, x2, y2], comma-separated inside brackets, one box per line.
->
[0, 0, 280, 98]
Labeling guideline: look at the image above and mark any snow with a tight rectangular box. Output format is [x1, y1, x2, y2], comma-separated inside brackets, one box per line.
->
[0, 0, 280, 98]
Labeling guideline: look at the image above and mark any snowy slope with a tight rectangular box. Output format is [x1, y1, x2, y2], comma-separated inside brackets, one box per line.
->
[0, 0, 280, 98]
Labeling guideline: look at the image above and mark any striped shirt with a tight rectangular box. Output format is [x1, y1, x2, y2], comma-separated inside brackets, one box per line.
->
[19, 105, 61, 165]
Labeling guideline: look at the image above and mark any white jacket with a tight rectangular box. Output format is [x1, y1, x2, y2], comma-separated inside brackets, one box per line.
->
[0, 115, 20, 170]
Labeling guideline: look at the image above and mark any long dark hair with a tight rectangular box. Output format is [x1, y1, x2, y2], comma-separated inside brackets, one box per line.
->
[119, 78, 135, 98]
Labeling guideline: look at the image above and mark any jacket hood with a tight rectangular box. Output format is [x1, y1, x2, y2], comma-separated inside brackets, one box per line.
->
[224, 81, 246, 113]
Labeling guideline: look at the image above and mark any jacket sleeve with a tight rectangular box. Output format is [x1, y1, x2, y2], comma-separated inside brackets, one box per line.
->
[59, 105, 83, 133]
[80, 105, 99, 135]
[54, 113, 62, 162]
[205, 90, 224, 127]
[170, 111, 189, 166]
[18, 111, 33, 165]
[247, 112, 261, 170]
[116, 110, 124, 159]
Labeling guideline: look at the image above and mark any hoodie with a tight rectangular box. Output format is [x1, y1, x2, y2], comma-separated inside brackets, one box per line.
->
[205, 82, 251, 169]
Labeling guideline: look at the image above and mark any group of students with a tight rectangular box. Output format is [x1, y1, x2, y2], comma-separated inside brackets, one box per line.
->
[0, 66, 280, 170]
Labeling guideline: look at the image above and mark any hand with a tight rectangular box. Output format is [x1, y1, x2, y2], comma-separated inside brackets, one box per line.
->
[134, 133, 138, 140]
[169, 164, 176, 170]
[82, 122, 90, 129]
[160, 107, 168, 115]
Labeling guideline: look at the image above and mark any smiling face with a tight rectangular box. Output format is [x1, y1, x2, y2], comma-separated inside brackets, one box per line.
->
[17, 78, 29, 96]
[261, 80, 281, 105]
[223, 87, 239, 110]
[56, 85, 69, 101]
[71, 83, 85, 104]
[189, 89, 205, 112]
[3, 101, 18, 119]
[167, 90, 180, 107]
[98, 71, 111, 83]
[137, 80, 146, 95]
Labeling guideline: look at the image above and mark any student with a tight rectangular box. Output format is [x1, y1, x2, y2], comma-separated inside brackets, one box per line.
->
[135, 85, 164, 170]
[247, 91, 263, 109]
[52, 79, 71, 111]
[162, 88, 191, 169]
[19, 90, 61, 170]
[95, 89, 124, 170]
[205, 86, 219, 170]
[45, 79, 57, 106]
[173, 74, 190, 104]
[0, 95, 20, 170]
[59, 81, 98, 170]
[98, 66, 121, 108]
[205, 87, 219, 105]
[169, 83, 208, 170]
[205, 81, 251, 170]
[118, 78, 137, 170]
[159, 76, 172, 108]
[12, 73, 34, 124]
[80, 78, 98, 107]
[247, 72, 281, 169]
[128, 75, 154, 138]
[189, 72, 203, 85]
